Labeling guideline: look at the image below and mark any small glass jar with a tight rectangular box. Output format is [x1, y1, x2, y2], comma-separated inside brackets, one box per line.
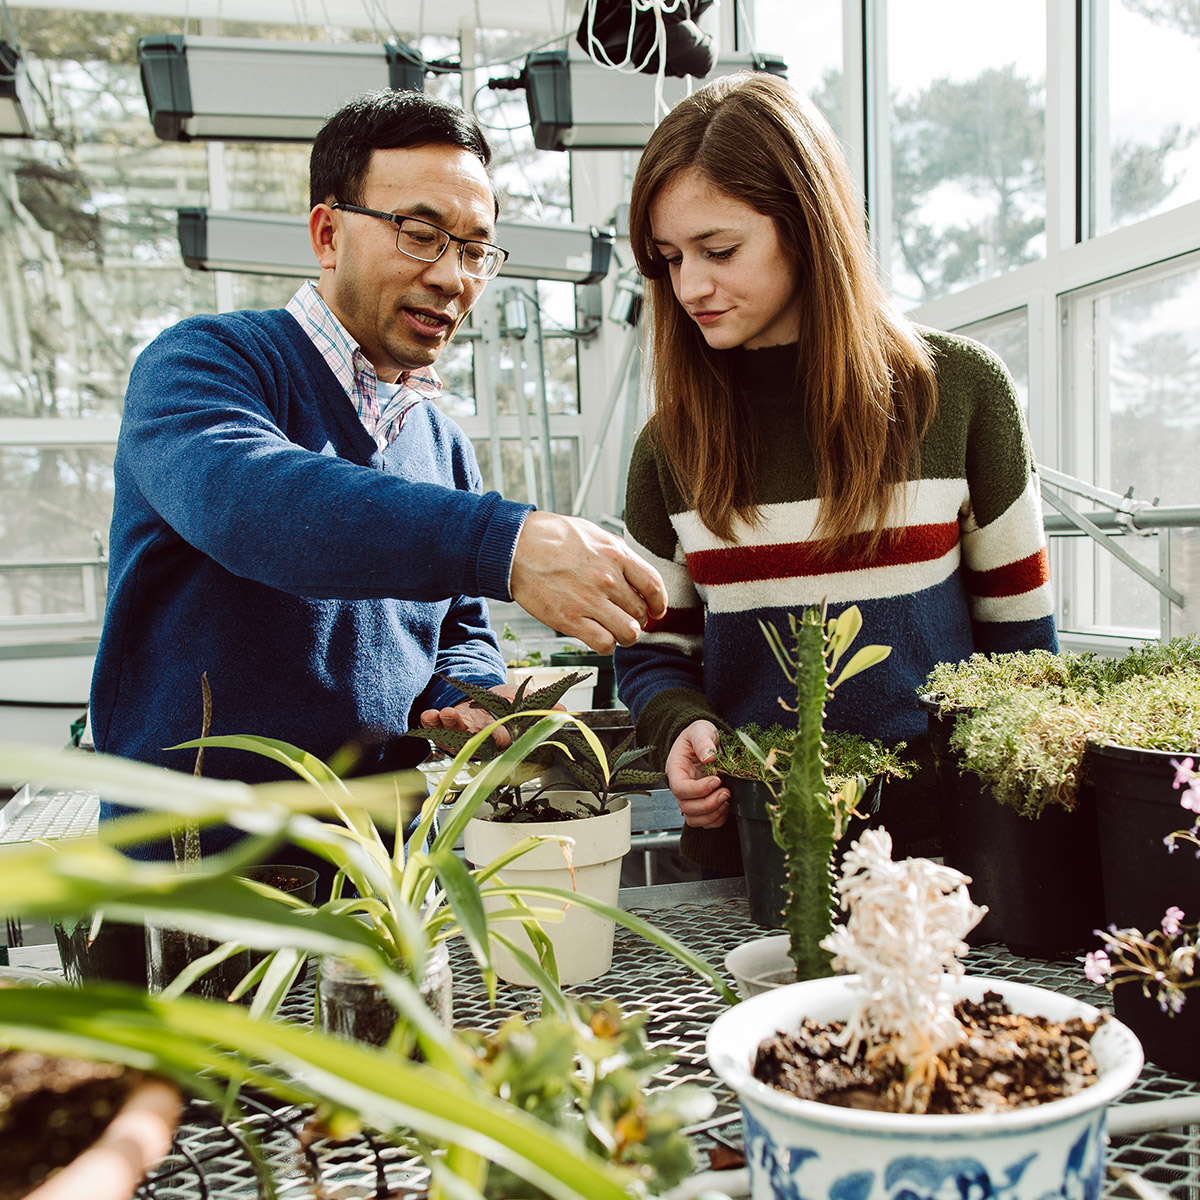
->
[316, 941, 452, 1047]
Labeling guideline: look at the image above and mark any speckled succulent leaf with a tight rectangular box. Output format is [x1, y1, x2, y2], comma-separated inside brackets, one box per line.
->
[516, 672, 593, 710]
[439, 676, 514, 718]
[405, 726, 479, 757]
[561, 751, 608, 795]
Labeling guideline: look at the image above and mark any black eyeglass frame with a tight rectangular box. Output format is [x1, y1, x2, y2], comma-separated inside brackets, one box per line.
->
[330, 203, 509, 280]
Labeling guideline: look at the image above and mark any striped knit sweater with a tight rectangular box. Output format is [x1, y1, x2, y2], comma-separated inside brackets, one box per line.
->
[615, 330, 1057, 866]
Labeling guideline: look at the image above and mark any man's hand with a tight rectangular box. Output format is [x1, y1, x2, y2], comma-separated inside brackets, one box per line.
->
[419, 684, 522, 749]
[666, 720, 730, 829]
[509, 512, 668, 654]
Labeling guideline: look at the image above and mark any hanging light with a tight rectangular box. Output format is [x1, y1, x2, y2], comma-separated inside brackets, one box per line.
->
[0, 40, 34, 138]
[176, 208, 616, 285]
[516, 48, 786, 151]
[138, 35, 426, 143]
[576, 0, 717, 78]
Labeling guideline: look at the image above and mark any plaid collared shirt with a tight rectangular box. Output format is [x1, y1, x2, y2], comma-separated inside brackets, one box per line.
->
[286, 281, 442, 451]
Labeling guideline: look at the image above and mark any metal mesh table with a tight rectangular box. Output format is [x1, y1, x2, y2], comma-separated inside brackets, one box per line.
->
[2, 787, 1197, 1199]
[134, 880, 1200, 1200]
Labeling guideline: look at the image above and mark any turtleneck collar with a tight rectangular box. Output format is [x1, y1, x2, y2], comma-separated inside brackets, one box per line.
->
[731, 341, 801, 402]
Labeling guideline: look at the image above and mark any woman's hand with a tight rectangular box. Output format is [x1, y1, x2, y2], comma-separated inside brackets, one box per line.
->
[666, 720, 731, 828]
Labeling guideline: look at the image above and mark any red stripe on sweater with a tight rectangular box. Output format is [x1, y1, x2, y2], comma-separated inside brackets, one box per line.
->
[686, 523, 960, 586]
[964, 547, 1050, 598]
[646, 606, 705, 635]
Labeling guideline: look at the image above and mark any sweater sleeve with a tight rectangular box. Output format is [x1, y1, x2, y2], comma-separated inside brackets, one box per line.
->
[954, 339, 1058, 654]
[614, 427, 710, 719]
[119, 317, 532, 604]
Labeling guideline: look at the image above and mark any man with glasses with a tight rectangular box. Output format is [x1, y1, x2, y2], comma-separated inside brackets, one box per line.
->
[90, 89, 666, 846]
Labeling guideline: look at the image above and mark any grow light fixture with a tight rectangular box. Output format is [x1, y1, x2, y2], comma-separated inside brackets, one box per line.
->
[177, 208, 615, 285]
[0, 41, 34, 138]
[138, 35, 426, 143]
[518, 49, 787, 151]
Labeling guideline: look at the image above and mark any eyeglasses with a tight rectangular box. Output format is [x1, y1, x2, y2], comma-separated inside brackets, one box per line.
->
[331, 203, 509, 281]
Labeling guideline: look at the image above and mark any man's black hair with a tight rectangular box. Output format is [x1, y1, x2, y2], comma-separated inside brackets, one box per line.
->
[309, 89, 496, 213]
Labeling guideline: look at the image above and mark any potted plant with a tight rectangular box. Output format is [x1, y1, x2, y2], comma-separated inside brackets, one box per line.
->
[179, 708, 729, 1019]
[706, 826, 1145, 1200]
[0, 739, 730, 1200]
[718, 604, 895, 994]
[1084, 753, 1200, 1079]
[405, 673, 670, 985]
[710, 722, 911, 932]
[499, 624, 598, 711]
[549, 640, 619, 710]
[462, 996, 713, 1199]
[921, 638, 1200, 956]
[1083, 666, 1200, 943]
[461, 723, 664, 985]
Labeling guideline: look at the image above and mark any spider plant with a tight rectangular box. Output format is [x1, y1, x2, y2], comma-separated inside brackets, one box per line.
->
[0, 737, 724, 1200]
[171, 707, 733, 1009]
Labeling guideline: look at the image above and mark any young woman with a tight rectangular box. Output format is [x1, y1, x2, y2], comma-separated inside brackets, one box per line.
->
[613, 72, 1057, 875]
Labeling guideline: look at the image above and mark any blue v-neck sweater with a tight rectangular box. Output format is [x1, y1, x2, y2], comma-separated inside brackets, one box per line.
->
[91, 309, 532, 813]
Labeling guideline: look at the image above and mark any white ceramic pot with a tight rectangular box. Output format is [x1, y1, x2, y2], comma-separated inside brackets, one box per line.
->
[504, 664, 598, 713]
[724, 934, 794, 998]
[463, 792, 631, 985]
[706, 974, 1143, 1200]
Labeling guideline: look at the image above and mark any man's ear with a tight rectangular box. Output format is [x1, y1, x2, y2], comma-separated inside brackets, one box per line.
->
[309, 204, 338, 270]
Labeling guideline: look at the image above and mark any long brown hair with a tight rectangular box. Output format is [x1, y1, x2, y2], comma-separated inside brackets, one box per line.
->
[628, 72, 937, 553]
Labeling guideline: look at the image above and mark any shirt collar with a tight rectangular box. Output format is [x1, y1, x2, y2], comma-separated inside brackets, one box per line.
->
[286, 281, 442, 398]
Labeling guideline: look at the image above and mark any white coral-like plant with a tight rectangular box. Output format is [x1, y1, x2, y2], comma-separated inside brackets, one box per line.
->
[820, 828, 987, 1111]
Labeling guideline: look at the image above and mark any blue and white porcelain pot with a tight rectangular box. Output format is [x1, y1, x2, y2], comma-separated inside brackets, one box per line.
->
[706, 974, 1143, 1200]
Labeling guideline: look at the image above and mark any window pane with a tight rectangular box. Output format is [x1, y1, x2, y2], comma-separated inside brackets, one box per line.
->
[539, 281, 580, 417]
[431, 339, 478, 419]
[1101, 265, 1200, 508]
[1091, 0, 1200, 235]
[1060, 256, 1200, 636]
[0, 62, 214, 419]
[0, 444, 113, 625]
[476, 29, 571, 223]
[472, 436, 579, 510]
[885, 0, 1047, 306]
[750, 0, 845, 141]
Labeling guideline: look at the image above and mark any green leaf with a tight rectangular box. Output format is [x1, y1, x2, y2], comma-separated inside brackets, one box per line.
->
[831, 644, 892, 690]
[169, 735, 349, 793]
[486, 883, 739, 1008]
[758, 619, 794, 681]
[826, 604, 864, 670]
[0, 988, 632, 1200]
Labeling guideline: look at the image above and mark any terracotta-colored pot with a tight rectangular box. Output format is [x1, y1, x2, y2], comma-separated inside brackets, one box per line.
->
[25, 1078, 181, 1200]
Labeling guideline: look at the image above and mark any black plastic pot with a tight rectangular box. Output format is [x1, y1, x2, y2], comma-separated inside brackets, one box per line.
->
[726, 777, 787, 928]
[1088, 741, 1200, 933]
[920, 695, 1106, 958]
[726, 775, 875, 931]
[54, 916, 148, 987]
[550, 650, 617, 709]
[1112, 980, 1200, 1080]
[56, 862, 320, 995]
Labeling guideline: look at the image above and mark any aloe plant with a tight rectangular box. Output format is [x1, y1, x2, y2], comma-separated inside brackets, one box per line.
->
[755, 605, 892, 980]
[404, 672, 660, 819]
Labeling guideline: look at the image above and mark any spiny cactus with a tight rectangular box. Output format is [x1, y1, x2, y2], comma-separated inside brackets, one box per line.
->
[759, 605, 891, 980]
